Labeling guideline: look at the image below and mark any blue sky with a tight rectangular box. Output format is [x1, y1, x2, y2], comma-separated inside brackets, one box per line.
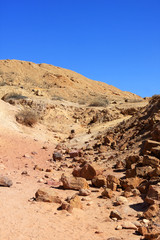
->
[0, 0, 159, 97]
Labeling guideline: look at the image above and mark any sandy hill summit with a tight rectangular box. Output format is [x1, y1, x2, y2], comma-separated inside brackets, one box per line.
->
[0, 59, 142, 103]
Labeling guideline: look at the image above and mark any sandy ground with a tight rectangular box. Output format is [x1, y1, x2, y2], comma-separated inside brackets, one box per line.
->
[0, 100, 144, 240]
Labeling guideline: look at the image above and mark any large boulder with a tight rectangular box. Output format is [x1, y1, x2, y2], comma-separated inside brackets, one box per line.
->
[72, 163, 103, 180]
[61, 174, 89, 190]
[120, 177, 143, 189]
[35, 188, 62, 203]
[92, 175, 106, 188]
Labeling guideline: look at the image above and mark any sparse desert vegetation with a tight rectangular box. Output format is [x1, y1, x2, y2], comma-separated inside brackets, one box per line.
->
[15, 109, 38, 127]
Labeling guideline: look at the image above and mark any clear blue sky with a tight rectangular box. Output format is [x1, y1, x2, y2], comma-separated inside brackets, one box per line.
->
[0, 0, 159, 97]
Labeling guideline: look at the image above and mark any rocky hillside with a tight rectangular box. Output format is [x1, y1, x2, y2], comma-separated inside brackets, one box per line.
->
[0, 59, 142, 103]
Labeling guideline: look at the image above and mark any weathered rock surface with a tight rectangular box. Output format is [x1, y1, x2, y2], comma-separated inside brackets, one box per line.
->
[72, 163, 103, 180]
[61, 174, 89, 190]
[35, 188, 62, 203]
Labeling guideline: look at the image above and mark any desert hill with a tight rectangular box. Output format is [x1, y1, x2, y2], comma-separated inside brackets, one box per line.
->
[0, 59, 142, 103]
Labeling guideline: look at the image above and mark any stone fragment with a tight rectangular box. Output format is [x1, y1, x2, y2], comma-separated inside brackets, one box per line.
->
[69, 195, 83, 209]
[121, 221, 137, 230]
[145, 185, 160, 205]
[0, 175, 12, 187]
[143, 155, 159, 168]
[138, 226, 148, 236]
[125, 155, 141, 169]
[143, 204, 159, 219]
[69, 151, 80, 158]
[135, 166, 153, 178]
[141, 139, 160, 155]
[132, 188, 140, 196]
[35, 188, 62, 203]
[101, 188, 113, 198]
[60, 201, 73, 213]
[61, 174, 89, 190]
[79, 189, 91, 196]
[53, 152, 63, 161]
[92, 175, 106, 188]
[110, 210, 122, 220]
[72, 163, 103, 180]
[106, 175, 119, 191]
[115, 196, 128, 205]
[120, 177, 143, 189]
[115, 225, 122, 230]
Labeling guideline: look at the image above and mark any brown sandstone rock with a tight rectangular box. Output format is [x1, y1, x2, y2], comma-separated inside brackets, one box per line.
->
[106, 175, 119, 191]
[79, 189, 91, 196]
[138, 226, 149, 236]
[35, 188, 62, 203]
[69, 195, 83, 209]
[72, 163, 103, 180]
[120, 177, 143, 189]
[143, 204, 159, 219]
[121, 221, 137, 230]
[143, 155, 159, 168]
[110, 210, 122, 220]
[101, 188, 113, 199]
[60, 201, 73, 213]
[61, 174, 89, 190]
[145, 185, 160, 205]
[141, 140, 160, 155]
[92, 175, 106, 187]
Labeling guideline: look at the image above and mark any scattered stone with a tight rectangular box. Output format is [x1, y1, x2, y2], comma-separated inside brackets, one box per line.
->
[106, 175, 120, 191]
[72, 163, 103, 180]
[60, 201, 73, 213]
[46, 180, 62, 187]
[115, 196, 128, 205]
[69, 195, 83, 209]
[143, 204, 159, 219]
[61, 174, 89, 190]
[79, 189, 91, 196]
[110, 210, 122, 220]
[35, 188, 62, 203]
[92, 175, 106, 187]
[34, 165, 44, 171]
[138, 226, 148, 236]
[121, 221, 137, 230]
[53, 152, 63, 161]
[0, 175, 13, 187]
[115, 225, 122, 230]
[101, 188, 113, 198]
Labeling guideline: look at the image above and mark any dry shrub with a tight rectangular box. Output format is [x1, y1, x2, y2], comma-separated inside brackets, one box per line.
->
[89, 98, 109, 107]
[16, 110, 38, 127]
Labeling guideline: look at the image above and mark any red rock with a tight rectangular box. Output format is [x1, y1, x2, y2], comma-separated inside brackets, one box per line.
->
[143, 204, 159, 219]
[72, 163, 103, 180]
[35, 188, 62, 203]
[92, 175, 106, 188]
[61, 174, 89, 190]
[106, 175, 119, 191]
